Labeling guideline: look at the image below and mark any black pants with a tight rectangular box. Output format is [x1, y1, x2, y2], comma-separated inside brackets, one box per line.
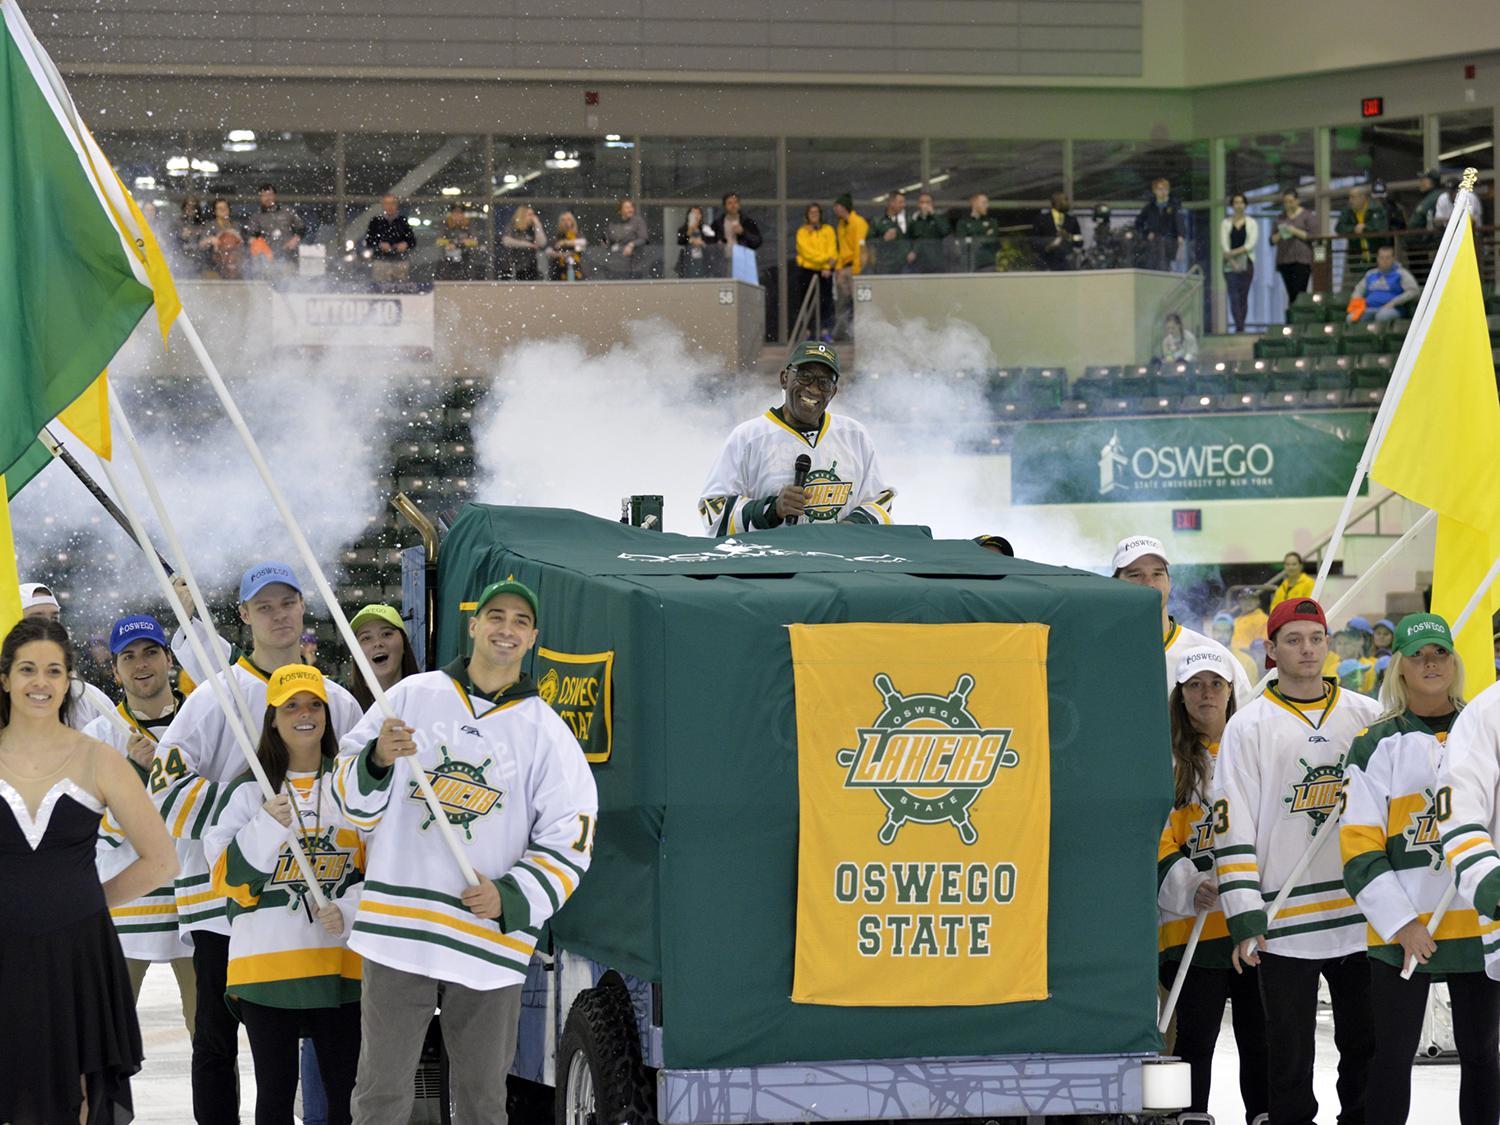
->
[239, 1000, 361, 1125]
[1225, 262, 1255, 332]
[1158, 961, 1268, 1122]
[1258, 950, 1373, 1125]
[192, 931, 241, 1125]
[792, 266, 834, 338]
[1278, 261, 1311, 311]
[1367, 958, 1500, 1125]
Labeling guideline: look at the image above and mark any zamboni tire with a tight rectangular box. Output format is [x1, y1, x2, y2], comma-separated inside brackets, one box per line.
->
[556, 975, 657, 1125]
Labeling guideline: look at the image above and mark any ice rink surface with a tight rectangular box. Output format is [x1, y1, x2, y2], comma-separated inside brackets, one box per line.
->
[134, 965, 1462, 1123]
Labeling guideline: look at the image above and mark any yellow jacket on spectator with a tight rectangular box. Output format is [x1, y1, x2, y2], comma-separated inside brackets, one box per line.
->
[1270, 571, 1315, 609]
[837, 210, 869, 273]
[796, 223, 838, 271]
[1231, 608, 1267, 655]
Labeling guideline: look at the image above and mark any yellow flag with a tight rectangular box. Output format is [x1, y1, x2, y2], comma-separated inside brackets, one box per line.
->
[58, 372, 111, 460]
[0, 480, 21, 637]
[1371, 220, 1500, 687]
[788, 622, 1051, 1007]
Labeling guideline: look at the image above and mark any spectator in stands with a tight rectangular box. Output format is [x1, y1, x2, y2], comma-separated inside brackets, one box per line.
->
[500, 204, 546, 281]
[175, 196, 206, 274]
[1347, 244, 1419, 323]
[1135, 177, 1186, 272]
[718, 191, 763, 272]
[1269, 551, 1314, 609]
[434, 203, 480, 280]
[868, 191, 908, 274]
[365, 194, 415, 283]
[906, 192, 949, 274]
[1220, 192, 1259, 333]
[793, 202, 837, 341]
[1211, 612, 1261, 684]
[245, 183, 306, 279]
[1373, 181, 1406, 234]
[1031, 191, 1082, 270]
[1158, 313, 1198, 363]
[1085, 204, 1131, 269]
[547, 211, 587, 281]
[1270, 190, 1316, 309]
[1434, 176, 1484, 232]
[1336, 184, 1390, 275]
[1372, 618, 1395, 658]
[676, 205, 719, 279]
[1230, 586, 1268, 660]
[1409, 169, 1444, 232]
[199, 197, 246, 280]
[955, 192, 1000, 271]
[833, 194, 868, 342]
[606, 198, 650, 276]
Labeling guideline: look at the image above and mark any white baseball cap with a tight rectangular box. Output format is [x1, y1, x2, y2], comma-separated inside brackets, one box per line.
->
[1111, 535, 1169, 573]
[19, 582, 60, 612]
[1175, 646, 1234, 685]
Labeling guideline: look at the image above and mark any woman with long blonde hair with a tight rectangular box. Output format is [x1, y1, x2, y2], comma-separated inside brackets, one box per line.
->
[1342, 613, 1499, 1125]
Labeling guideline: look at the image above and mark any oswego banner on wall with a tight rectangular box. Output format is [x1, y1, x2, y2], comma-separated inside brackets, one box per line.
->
[1012, 411, 1373, 504]
[789, 622, 1050, 1007]
[271, 290, 435, 352]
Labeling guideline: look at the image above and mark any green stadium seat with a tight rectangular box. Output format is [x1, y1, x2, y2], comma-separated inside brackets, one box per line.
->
[1353, 353, 1395, 389]
[1312, 355, 1354, 390]
[1487, 315, 1500, 347]
[1255, 325, 1299, 358]
[1117, 365, 1155, 397]
[1486, 292, 1500, 317]
[1231, 369, 1271, 397]
[1160, 360, 1197, 381]
[1341, 320, 1384, 356]
[1287, 291, 1324, 325]
[1020, 367, 1066, 411]
[1380, 317, 1410, 351]
[1272, 357, 1313, 392]
[1192, 361, 1232, 395]
[1297, 322, 1341, 356]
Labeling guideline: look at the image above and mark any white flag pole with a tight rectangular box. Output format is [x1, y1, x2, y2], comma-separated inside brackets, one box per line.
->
[1402, 882, 1458, 980]
[173, 312, 479, 886]
[1311, 170, 1480, 601]
[1158, 910, 1207, 1033]
[92, 419, 329, 909]
[1237, 797, 1344, 965]
[1451, 553, 1500, 639]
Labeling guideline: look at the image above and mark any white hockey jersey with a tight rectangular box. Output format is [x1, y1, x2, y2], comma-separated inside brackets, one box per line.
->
[698, 408, 894, 535]
[1165, 621, 1253, 708]
[204, 769, 365, 1009]
[152, 655, 364, 937]
[1438, 683, 1500, 979]
[332, 664, 598, 992]
[1157, 739, 1233, 968]
[86, 700, 193, 963]
[1213, 681, 1381, 958]
[1342, 710, 1491, 974]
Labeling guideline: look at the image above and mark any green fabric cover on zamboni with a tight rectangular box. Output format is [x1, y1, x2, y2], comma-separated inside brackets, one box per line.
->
[435, 504, 1171, 1069]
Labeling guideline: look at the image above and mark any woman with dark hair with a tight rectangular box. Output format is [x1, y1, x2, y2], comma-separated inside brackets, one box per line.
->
[676, 205, 720, 279]
[1157, 647, 1267, 1123]
[0, 617, 178, 1124]
[349, 605, 420, 713]
[793, 202, 838, 340]
[203, 664, 367, 1125]
[1270, 550, 1315, 609]
[1220, 192, 1259, 333]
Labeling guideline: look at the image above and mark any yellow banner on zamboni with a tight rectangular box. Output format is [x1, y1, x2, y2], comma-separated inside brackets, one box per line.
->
[790, 621, 1051, 1007]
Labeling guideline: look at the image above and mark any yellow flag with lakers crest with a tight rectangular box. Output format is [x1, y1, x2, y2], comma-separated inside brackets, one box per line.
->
[790, 621, 1051, 1006]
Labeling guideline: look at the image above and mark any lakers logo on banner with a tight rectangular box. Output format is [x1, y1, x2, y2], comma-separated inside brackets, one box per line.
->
[790, 622, 1050, 1007]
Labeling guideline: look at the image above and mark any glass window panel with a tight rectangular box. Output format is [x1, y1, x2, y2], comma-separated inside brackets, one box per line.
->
[1439, 108, 1494, 174]
[1071, 139, 1209, 204]
[1328, 119, 1423, 187]
[1225, 131, 1315, 200]
[345, 133, 486, 198]
[927, 140, 1064, 203]
[210, 131, 338, 197]
[785, 138, 920, 204]
[490, 137, 633, 202]
[641, 137, 775, 201]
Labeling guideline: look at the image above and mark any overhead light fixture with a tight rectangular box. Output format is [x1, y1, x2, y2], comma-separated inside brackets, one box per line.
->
[928, 172, 951, 186]
[227, 129, 256, 142]
[553, 149, 568, 160]
[134, 175, 157, 190]
[440, 186, 462, 196]
[1438, 139, 1493, 160]
[166, 155, 190, 175]
[604, 133, 621, 141]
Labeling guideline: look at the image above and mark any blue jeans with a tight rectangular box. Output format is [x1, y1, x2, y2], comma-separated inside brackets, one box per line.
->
[301, 1038, 328, 1125]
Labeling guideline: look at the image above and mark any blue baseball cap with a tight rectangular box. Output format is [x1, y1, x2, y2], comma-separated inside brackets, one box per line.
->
[109, 614, 169, 654]
[240, 562, 302, 603]
[1348, 616, 1375, 635]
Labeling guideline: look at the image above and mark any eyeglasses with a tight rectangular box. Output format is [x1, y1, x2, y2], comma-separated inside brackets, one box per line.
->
[791, 373, 836, 392]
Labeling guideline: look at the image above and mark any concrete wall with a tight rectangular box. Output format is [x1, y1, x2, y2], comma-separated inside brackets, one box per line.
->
[854, 269, 1199, 371]
[118, 279, 764, 377]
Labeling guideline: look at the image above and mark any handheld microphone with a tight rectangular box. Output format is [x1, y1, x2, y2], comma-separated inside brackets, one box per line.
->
[786, 454, 812, 526]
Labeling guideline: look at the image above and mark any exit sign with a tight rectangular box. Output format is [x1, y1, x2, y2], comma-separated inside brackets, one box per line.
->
[1361, 97, 1384, 118]
[1173, 508, 1202, 532]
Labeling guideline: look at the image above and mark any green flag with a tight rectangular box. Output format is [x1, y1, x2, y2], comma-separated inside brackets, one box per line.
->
[0, 0, 180, 479]
[4, 440, 51, 501]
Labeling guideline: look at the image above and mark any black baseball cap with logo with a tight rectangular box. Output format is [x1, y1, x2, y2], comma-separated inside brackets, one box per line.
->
[786, 340, 841, 380]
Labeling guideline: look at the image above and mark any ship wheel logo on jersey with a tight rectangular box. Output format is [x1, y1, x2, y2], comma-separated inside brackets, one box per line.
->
[537, 668, 561, 705]
[1283, 758, 1345, 827]
[1188, 806, 1217, 858]
[1403, 785, 1449, 870]
[800, 461, 854, 522]
[409, 744, 504, 840]
[269, 829, 352, 909]
[836, 673, 1018, 845]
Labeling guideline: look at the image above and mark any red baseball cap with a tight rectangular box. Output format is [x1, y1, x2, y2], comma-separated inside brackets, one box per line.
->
[1265, 598, 1328, 668]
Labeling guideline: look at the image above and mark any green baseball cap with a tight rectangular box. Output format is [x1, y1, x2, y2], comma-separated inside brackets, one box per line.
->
[786, 340, 841, 379]
[349, 604, 406, 634]
[473, 577, 539, 622]
[1394, 612, 1454, 656]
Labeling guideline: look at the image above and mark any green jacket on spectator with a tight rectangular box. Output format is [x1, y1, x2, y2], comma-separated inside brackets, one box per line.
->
[1409, 186, 1444, 231]
[954, 213, 1001, 271]
[907, 210, 950, 273]
[867, 213, 908, 274]
[1335, 200, 1391, 269]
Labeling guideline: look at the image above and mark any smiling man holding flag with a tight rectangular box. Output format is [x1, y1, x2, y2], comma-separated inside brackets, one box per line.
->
[0, 0, 180, 634]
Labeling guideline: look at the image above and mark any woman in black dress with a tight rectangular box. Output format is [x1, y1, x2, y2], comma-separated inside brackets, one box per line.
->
[0, 617, 177, 1123]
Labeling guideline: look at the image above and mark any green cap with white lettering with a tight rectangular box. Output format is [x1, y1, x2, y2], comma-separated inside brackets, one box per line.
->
[786, 340, 841, 379]
[1394, 612, 1454, 657]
